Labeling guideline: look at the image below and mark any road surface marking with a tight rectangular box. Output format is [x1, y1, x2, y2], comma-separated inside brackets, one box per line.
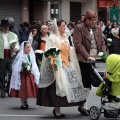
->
[0, 114, 74, 117]
[0, 114, 47, 117]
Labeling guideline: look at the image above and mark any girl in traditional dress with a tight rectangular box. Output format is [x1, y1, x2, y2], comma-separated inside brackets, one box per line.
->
[9, 41, 40, 109]
[36, 19, 85, 118]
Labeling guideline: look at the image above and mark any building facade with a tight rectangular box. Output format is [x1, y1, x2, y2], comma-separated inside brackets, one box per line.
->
[30, 0, 97, 24]
[0, 0, 97, 27]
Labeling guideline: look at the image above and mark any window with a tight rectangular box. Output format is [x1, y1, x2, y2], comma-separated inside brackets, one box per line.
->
[51, 3, 59, 19]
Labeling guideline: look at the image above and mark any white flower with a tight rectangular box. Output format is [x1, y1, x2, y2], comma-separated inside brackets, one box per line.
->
[35, 50, 44, 54]
[29, 36, 33, 39]
[27, 65, 30, 71]
[49, 47, 59, 51]
[98, 52, 104, 57]
[9, 39, 17, 44]
[107, 38, 112, 42]
[56, 48, 58, 51]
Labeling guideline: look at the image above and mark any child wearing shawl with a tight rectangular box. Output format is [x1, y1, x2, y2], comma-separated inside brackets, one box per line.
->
[9, 41, 40, 109]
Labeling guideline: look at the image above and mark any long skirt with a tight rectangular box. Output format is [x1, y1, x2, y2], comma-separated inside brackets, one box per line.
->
[10, 71, 38, 98]
[36, 63, 85, 107]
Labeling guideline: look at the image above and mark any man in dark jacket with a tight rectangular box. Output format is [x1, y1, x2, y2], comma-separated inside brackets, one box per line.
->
[103, 20, 112, 38]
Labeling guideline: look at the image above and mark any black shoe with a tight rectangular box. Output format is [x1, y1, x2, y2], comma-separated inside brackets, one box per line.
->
[24, 101, 29, 108]
[78, 107, 89, 116]
[53, 109, 64, 119]
[61, 113, 65, 118]
[82, 109, 89, 116]
[21, 105, 28, 109]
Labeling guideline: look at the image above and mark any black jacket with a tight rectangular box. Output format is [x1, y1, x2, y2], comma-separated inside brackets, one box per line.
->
[32, 32, 50, 51]
[103, 25, 112, 38]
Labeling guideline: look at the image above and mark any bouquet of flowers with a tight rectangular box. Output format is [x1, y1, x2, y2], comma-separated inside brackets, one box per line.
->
[35, 50, 44, 71]
[96, 51, 108, 61]
[111, 29, 119, 38]
[44, 47, 61, 71]
[22, 62, 32, 72]
[9, 39, 17, 49]
[107, 38, 112, 46]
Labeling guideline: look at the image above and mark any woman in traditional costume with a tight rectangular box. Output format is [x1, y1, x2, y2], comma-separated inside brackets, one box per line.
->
[9, 41, 40, 109]
[32, 24, 49, 51]
[36, 19, 85, 118]
[109, 22, 120, 54]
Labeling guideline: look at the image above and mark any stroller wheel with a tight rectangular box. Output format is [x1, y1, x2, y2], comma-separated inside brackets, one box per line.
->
[89, 106, 100, 120]
[117, 114, 120, 120]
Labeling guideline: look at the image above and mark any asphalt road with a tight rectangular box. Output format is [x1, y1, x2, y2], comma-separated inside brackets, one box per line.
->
[0, 63, 107, 120]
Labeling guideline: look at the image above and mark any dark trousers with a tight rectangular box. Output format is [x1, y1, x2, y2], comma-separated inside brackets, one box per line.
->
[79, 61, 92, 88]
[0, 57, 14, 93]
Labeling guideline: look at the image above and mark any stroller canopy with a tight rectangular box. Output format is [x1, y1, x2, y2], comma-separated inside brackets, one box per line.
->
[106, 54, 120, 83]
[96, 54, 120, 96]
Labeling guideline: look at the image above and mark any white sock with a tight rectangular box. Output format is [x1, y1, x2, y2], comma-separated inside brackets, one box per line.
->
[82, 89, 90, 110]
[21, 98, 25, 106]
[54, 107, 61, 115]
[24, 98, 28, 104]
[21, 98, 28, 106]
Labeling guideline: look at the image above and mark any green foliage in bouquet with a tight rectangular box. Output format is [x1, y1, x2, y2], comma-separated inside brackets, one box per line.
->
[9, 40, 17, 56]
[35, 50, 44, 71]
[36, 60, 42, 71]
[44, 48, 60, 57]
[22, 62, 32, 72]
[35, 53, 43, 61]
[9, 40, 17, 49]
[44, 48, 61, 71]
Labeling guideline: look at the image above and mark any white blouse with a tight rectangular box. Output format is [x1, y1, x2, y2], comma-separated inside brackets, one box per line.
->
[111, 28, 119, 36]
[2, 33, 10, 49]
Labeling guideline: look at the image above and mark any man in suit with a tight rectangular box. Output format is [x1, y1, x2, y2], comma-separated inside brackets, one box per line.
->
[103, 20, 112, 38]
[73, 10, 106, 116]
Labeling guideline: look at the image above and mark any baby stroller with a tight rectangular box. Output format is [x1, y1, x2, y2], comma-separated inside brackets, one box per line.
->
[88, 60, 120, 120]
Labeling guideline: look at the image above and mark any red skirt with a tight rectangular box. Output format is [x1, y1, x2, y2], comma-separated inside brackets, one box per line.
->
[10, 71, 38, 98]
